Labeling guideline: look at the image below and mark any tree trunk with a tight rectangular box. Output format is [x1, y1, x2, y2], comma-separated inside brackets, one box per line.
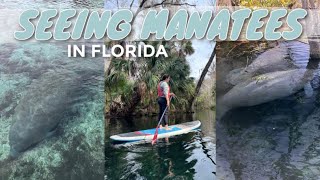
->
[302, 0, 308, 8]
[218, 0, 232, 6]
[309, 0, 316, 8]
[187, 49, 216, 112]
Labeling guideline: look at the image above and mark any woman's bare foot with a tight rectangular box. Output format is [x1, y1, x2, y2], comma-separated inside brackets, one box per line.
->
[159, 125, 163, 129]
[165, 125, 171, 130]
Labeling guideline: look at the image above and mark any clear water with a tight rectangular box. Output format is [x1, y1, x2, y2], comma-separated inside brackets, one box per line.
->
[0, 42, 105, 179]
[217, 74, 320, 179]
[105, 110, 216, 180]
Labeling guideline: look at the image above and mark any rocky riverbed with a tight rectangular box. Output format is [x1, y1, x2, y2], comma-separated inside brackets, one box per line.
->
[0, 43, 105, 179]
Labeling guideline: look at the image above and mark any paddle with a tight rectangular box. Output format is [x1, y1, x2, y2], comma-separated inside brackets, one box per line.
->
[151, 96, 173, 145]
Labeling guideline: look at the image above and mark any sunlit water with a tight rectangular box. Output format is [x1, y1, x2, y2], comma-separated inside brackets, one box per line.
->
[0, 42, 105, 179]
[105, 110, 216, 180]
[217, 71, 320, 179]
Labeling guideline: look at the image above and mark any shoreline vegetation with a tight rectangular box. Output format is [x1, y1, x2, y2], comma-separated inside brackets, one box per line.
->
[105, 41, 215, 118]
[103, 0, 217, 118]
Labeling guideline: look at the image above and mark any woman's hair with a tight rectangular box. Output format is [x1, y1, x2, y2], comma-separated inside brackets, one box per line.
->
[161, 74, 170, 81]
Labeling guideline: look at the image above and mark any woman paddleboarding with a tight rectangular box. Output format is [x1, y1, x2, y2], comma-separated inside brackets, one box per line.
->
[157, 74, 175, 130]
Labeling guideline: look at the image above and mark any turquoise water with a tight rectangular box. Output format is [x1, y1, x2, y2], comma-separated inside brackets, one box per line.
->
[0, 42, 105, 179]
[105, 110, 216, 179]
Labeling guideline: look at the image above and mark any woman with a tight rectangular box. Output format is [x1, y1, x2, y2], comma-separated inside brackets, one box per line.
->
[157, 74, 175, 130]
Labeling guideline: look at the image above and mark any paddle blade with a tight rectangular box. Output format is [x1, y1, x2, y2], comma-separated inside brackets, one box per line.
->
[151, 127, 159, 145]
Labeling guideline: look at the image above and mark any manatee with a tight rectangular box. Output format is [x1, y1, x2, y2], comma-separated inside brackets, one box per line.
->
[217, 69, 314, 119]
[226, 45, 296, 85]
[8, 60, 103, 158]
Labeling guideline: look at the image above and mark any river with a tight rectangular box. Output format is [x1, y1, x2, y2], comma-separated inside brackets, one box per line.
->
[105, 110, 216, 180]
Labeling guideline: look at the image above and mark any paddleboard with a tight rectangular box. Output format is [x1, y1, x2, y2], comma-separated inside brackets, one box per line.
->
[110, 120, 201, 142]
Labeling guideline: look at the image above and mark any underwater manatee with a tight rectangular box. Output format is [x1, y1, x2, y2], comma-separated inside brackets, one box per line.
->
[217, 69, 314, 119]
[8, 60, 103, 158]
[226, 45, 296, 85]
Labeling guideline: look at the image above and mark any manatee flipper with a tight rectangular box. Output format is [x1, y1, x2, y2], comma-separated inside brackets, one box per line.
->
[45, 122, 61, 138]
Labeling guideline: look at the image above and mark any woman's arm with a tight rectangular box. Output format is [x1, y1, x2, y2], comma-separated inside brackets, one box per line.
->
[166, 93, 170, 108]
[162, 82, 170, 108]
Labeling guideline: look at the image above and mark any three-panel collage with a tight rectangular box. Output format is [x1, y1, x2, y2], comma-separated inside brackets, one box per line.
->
[1, 0, 320, 179]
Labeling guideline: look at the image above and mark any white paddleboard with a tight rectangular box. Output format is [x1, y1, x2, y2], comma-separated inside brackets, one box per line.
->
[110, 120, 201, 142]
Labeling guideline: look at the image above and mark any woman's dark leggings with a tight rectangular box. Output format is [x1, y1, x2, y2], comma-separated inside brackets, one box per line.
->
[158, 97, 168, 126]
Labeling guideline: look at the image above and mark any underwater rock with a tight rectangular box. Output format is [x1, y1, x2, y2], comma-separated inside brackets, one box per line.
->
[8, 60, 103, 157]
[288, 107, 320, 177]
[217, 69, 314, 119]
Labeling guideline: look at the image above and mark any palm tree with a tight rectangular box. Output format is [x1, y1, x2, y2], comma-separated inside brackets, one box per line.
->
[105, 41, 196, 116]
[177, 41, 195, 57]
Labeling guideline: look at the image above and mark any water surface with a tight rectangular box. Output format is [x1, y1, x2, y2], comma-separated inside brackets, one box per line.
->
[105, 110, 216, 180]
[217, 74, 320, 179]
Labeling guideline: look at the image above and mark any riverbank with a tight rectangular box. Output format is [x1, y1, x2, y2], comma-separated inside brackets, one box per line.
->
[105, 106, 215, 118]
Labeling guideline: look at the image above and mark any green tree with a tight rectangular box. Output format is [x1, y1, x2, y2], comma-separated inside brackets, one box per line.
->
[105, 41, 196, 116]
